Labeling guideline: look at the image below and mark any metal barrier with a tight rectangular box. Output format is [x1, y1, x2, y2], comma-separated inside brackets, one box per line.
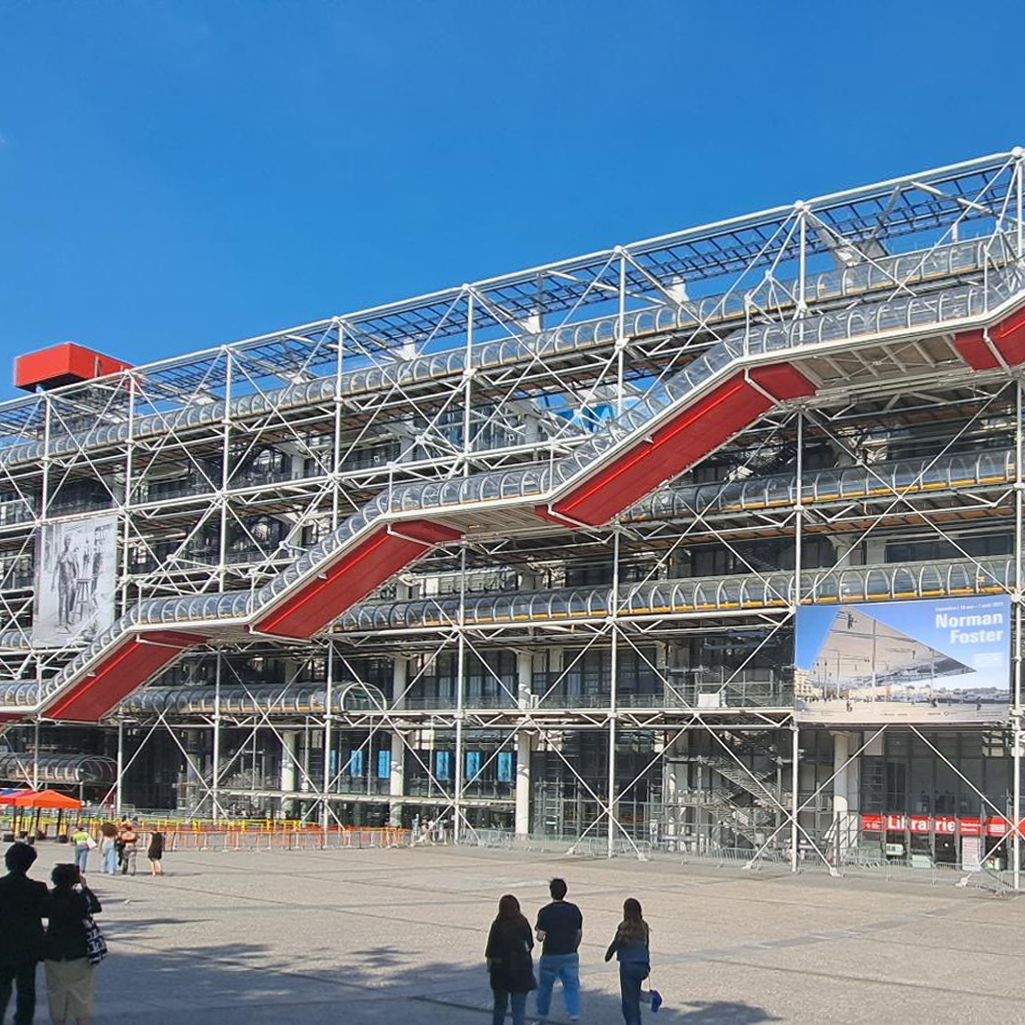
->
[461, 828, 653, 860]
[166, 827, 410, 852]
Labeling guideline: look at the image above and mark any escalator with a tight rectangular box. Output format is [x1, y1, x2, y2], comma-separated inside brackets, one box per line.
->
[5, 242, 1025, 721]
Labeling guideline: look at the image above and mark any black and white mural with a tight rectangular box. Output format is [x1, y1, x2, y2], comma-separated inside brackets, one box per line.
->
[33, 514, 118, 645]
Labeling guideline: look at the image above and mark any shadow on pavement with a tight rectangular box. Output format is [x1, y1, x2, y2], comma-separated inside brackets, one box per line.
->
[88, 924, 782, 1025]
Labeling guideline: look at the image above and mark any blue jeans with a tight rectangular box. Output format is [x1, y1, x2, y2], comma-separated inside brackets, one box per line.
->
[102, 842, 118, 874]
[536, 952, 580, 1017]
[74, 844, 89, 874]
[492, 989, 527, 1025]
[619, 962, 649, 1025]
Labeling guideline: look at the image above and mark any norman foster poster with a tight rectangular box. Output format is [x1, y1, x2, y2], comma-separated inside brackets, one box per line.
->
[34, 513, 117, 645]
[794, 595, 1010, 723]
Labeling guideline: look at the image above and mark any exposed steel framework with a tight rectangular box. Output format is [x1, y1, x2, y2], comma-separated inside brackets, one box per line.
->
[2, 150, 1025, 883]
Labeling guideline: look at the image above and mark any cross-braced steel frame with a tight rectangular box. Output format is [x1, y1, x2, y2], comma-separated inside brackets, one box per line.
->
[1, 150, 1025, 883]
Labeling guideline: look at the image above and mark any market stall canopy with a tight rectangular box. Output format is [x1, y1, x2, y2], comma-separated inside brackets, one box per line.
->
[0, 789, 34, 805]
[12, 789, 82, 809]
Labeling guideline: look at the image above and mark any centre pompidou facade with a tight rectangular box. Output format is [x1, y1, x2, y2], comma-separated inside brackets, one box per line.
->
[2, 149, 1025, 881]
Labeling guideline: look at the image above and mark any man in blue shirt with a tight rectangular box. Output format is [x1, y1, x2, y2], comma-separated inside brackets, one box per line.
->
[534, 877, 582, 1022]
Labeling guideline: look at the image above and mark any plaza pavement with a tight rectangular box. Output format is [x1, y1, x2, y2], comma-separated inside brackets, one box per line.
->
[16, 842, 1025, 1024]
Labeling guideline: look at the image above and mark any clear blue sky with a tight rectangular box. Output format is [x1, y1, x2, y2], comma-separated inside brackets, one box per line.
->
[1, 0, 1022, 399]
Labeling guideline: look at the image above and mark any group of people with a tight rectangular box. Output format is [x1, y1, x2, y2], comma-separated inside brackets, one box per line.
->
[485, 878, 658, 1025]
[70, 819, 165, 878]
[0, 844, 102, 1025]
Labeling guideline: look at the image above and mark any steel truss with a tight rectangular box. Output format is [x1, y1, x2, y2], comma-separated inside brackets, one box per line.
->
[1, 151, 1025, 879]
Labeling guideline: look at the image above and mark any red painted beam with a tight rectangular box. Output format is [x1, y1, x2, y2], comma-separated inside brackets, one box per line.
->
[538, 364, 816, 527]
[749, 364, 817, 400]
[956, 306, 1025, 370]
[255, 520, 461, 639]
[46, 630, 200, 722]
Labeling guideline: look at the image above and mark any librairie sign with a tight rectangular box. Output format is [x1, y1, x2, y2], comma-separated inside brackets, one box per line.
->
[861, 813, 1022, 838]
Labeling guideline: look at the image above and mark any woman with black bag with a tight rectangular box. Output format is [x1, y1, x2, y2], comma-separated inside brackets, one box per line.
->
[42, 864, 103, 1025]
[484, 894, 535, 1025]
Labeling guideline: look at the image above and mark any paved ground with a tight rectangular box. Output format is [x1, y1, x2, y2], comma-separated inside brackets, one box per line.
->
[13, 843, 1025, 1023]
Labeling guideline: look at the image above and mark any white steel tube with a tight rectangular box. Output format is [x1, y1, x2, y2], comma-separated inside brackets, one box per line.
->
[115, 719, 124, 817]
[790, 721, 799, 873]
[322, 641, 334, 831]
[212, 654, 221, 822]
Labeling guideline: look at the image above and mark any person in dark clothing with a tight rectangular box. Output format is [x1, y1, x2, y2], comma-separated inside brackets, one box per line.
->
[604, 897, 650, 1025]
[43, 864, 102, 1025]
[147, 832, 164, 877]
[534, 877, 582, 1021]
[484, 894, 535, 1025]
[0, 843, 47, 1025]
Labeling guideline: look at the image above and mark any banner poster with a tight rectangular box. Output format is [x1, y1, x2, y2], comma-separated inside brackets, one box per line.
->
[794, 595, 1010, 723]
[33, 513, 118, 645]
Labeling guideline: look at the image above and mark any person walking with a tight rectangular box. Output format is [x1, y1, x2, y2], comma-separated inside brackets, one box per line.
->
[98, 829, 117, 877]
[0, 844, 47, 1025]
[114, 819, 130, 872]
[604, 898, 650, 1025]
[484, 894, 535, 1025]
[147, 832, 164, 877]
[119, 825, 138, 877]
[43, 864, 102, 1025]
[69, 829, 91, 878]
[534, 877, 582, 1022]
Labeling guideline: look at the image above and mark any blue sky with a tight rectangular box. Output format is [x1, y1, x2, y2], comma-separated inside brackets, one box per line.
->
[1, 1, 1022, 399]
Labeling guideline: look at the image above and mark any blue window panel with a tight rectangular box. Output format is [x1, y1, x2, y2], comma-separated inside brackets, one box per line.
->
[465, 750, 482, 782]
[350, 749, 364, 776]
[436, 751, 451, 781]
[377, 750, 391, 780]
[497, 752, 513, 783]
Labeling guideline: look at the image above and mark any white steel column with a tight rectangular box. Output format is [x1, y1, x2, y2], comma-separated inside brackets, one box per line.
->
[115, 719, 124, 817]
[832, 731, 853, 865]
[790, 721, 799, 872]
[218, 350, 233, 591]
[212, 654, 222, 822]
[454, 545, 468, 843]
[515, 651, 532, 835]
[280, 731, 299, 809]
[791, 411, 804, 873]
[322, 640, 334, 830]
[31, 720, 39, 791]
[389, 656, 407, 827]
[608, 527, 621, 858]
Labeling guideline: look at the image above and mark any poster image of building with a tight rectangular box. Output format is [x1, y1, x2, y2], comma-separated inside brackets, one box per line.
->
[794, 595, 1010, 723]
[33, 514, 118, 645]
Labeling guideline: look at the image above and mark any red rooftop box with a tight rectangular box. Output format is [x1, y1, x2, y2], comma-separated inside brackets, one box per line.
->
[15, 343, 132, 391]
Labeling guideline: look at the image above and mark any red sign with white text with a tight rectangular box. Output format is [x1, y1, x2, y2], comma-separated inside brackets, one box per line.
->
[859, 814, 1013, 837]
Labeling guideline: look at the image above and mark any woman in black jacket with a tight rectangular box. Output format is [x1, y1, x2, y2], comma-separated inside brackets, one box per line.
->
[484, 894, 535, 1025]
[42, 864, 102, 1025]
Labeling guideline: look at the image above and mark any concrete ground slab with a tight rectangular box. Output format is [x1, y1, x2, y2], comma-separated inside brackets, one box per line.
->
[9, 844, 1024, 1024]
